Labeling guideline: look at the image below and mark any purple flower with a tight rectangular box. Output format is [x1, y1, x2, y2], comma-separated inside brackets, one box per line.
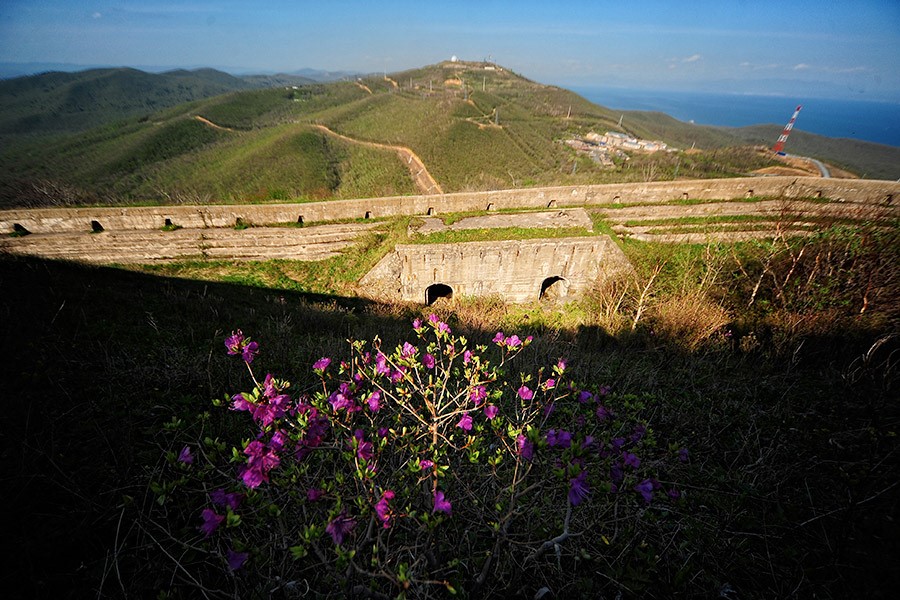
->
[412, 318, 423, 330]
[463, 350, 473, 364]
[556, 359, 567, 372]
[629, 425, 647, 444]
[225, 330, 245, 355]
[577, 390, 594, 403]
[623, 451, 641, 469]
[312, 357, 331, 372]
[377, 427, 389, 438]
[178, 445, 193, 464]
[469, 385, 487, 405]
[543, 378, 556, 390]
[210, 489, 244, 511]
[307, 488, 324, 502]
[492, 331, 505, 344]
[241, 341, 259, 363]
[505, 334, 522, 348]
[428, 313, 440, 324]
[667, 488, 682, 500]
[457, 413, 473, 431]
[581, 435, 595, 450]
[433, 490, 452, 515]
[419, 459, 434, 470]
[634, 478, 654, 504]
[568, 470, 590, 506]
[546, 429, 572, 449]
[516, 434, 534, 461]
[240, 440, 280, 489]
[375, 353, 390, 376]
[423, 353, 436, 369]
[226, 548, 249, 571]
[678, 447, 689, 463]
[270, 429, 288, 451]
[375, 490, 395, 528]
[326, 511, 356, 545]
[231, 392, 252, 412]
[437, 321, 451, 334]
[517, 385, 534, 401]
[390, 368, 406, 383]
[366, 390, 382, 412]
[484, 404, 499, 420]
[199, 508, 225, 538]
[595, 405, 611, 421]
[598, 385, 611, 396]
[328, 383, 355, 411]
[354, 429, 374, 462]
[401, 342, 417, 357]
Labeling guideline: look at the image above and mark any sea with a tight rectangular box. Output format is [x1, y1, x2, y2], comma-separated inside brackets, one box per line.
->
[570, 86, 900, 148]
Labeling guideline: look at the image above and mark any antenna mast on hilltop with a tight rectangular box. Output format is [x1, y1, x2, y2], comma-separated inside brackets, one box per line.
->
[772, 105, 802, 155]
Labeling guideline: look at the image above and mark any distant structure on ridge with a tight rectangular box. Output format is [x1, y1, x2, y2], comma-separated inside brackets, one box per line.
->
[772, 105, 802, 155]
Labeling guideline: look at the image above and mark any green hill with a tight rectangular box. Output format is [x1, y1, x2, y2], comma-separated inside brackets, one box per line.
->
[1, 61, 897, 208]
[0, 67, 305, 136]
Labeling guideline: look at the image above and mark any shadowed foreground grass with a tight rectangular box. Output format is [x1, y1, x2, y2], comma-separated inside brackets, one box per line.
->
[2, 252, 898, 598]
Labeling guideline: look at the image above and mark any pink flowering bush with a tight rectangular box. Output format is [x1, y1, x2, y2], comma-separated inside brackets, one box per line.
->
[154, 318, 686, 596]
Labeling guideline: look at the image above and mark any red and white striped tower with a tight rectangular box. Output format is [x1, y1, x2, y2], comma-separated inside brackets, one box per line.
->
[772, 105, 802, 154]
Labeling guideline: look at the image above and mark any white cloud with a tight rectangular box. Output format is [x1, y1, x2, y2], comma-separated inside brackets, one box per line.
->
[682, 53, 702, 63]
[793, 63, 810, 70]
[92, 12, 102, 19]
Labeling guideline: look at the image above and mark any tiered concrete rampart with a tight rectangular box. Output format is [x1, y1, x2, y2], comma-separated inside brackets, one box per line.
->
[2, 176, 897, 234]
[360, 238, 632, 304]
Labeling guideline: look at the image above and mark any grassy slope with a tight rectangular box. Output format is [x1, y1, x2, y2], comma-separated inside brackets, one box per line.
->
[3, 224, 898, 597]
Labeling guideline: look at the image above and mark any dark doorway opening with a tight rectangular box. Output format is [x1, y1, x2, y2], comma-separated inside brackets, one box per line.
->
[90, 220, 104, 233]
[425, 283, 453, 306]
[539, 276, 567, 302]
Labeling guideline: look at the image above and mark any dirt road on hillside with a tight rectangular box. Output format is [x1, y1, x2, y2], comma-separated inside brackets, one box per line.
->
[312, 124, 443, 195]
[194, 115, 234, 131]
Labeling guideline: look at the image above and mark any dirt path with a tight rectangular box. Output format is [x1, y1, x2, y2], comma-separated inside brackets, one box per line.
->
[313, 124, 443, 195]
[194, 115, 234, 132]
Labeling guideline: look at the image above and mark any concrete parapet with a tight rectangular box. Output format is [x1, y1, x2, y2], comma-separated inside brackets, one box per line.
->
[2, 177, 898, 235]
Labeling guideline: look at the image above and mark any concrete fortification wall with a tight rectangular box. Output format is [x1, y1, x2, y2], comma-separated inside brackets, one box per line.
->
[2, 176, 898, 234]
[360, 237, 632, 304]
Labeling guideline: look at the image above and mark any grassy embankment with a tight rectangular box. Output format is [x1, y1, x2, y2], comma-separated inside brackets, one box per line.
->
[3, 214, 898, 598]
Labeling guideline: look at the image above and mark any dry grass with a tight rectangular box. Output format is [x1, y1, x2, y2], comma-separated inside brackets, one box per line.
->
[647, 290, 732, 351]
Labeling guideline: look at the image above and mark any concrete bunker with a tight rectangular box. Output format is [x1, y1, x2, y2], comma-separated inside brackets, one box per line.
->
[360, 238, 633, 305]
[539, 276, 568, 302]
[425, 283, 453, 305]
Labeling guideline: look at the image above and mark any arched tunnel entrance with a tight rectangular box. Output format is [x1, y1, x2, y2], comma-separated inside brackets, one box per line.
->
[425, 283, 453, 306]
[539, 276, 568, 302]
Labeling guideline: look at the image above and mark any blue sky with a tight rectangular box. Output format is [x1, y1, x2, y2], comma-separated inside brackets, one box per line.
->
[1, 0, 898, 100]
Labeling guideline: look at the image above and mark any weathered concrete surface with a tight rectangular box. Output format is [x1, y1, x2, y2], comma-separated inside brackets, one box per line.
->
[3, 176, 897, 235]
[0, 222, 379, 264]
[412, 209, 593, 235]
[360, 237, 632, 304]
